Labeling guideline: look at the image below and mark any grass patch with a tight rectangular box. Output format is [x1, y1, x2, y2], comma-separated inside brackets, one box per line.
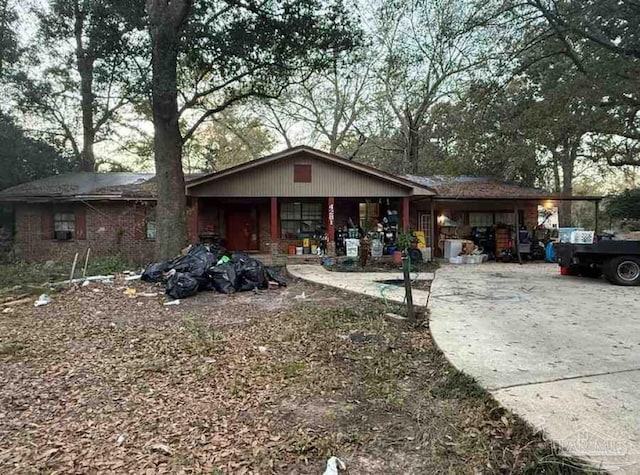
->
[180, 316, 224, 356]
[431, 369, 486, 400]
[0, 341, 25, 356]
[0, 254, 138, 295]
[281, 360, 307, 379]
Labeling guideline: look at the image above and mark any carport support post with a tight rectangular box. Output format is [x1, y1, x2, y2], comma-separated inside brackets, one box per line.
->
[430, 199, 436, 261]
[514, 203, 522, 265]
[594, 200, 599, 234]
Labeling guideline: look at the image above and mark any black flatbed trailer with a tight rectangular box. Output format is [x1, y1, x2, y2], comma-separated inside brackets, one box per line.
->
[555, 240, 640, 286]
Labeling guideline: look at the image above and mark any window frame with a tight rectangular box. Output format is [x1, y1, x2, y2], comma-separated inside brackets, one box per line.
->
[53, 211, 75, 240]
[280, 202, 323, 239]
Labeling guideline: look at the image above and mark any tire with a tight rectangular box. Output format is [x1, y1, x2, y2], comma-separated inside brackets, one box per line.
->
[604, 256, 640, 286]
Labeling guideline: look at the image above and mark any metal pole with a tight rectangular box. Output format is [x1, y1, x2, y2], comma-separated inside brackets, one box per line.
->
[594, 200, 599, 235]
[402, 256, 415, 322]
[514, 203, 522, 265]
[430, 199, 436, 261]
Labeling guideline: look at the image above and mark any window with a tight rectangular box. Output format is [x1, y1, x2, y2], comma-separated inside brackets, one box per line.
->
[145, 217, 157, 240]
[294, 164, 312, 183]
[469, 212, 494, 227]
[280, 202, 322, 238]
[359, 202, 379, 230]
[418, 212, 431, 246]
[494, 212, 514, 226]
[54, 212, 75, 240]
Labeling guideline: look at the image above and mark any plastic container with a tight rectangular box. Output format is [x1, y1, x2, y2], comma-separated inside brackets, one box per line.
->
[296, 246, 303, 255]
[288, 245, 297, 255]
[345, 238, 359, 257]
[311, 244, 318, 254]
[558, 227, 582, 243]
[371, 239, 383, 258]
[449, 256, 464, 264]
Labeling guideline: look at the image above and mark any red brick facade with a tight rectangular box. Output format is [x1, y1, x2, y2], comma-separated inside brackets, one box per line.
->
[13, 202, 156, 264]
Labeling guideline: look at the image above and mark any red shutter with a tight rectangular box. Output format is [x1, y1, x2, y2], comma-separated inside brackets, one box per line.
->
[75, 206, 87, 240]
[41, 209, 53, 240]
[293, 164, 312, 183]
[134, 205, 145, 240]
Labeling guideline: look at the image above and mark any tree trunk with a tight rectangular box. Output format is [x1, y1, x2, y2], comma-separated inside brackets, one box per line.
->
[78, 56, 96, 171]
[407, 125, 420, 174]
[73, 3, 96, 172]
[148, 1, 190, 259]
[558, 145, 575, 227]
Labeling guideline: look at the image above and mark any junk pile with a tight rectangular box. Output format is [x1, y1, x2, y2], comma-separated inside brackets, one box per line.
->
[141, 244, 286, 299]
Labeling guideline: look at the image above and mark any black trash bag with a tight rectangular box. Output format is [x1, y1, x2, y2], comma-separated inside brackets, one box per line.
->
[236, 257, 269, 292]
[166, 272, 199, 299]
[141, 261, 171, 283]
[209, 262, 237, 294]
[169, 244, 218, 285]
[265, 267, 287, 287]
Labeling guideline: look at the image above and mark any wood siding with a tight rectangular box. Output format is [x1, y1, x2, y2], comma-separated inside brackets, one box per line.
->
[189, 155, 413, 198]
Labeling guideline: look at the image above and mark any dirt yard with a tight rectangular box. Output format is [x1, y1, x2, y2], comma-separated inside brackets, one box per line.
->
[0, 276, 591, 474]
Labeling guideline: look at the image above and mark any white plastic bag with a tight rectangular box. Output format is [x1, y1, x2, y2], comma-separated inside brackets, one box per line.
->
[322, 456, 345, 475]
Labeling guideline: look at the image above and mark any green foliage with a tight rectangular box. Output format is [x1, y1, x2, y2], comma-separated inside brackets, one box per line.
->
[12, 0, 147, 167]
[175, 0, 361, 143]
[85, 254, 137, 276]
[0, 113, 73, 191]
[606, 188, 640, 220]
[0, 0, 19, 78]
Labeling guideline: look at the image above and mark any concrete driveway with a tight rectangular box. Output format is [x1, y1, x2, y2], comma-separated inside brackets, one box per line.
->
[429, 263, 640, 473]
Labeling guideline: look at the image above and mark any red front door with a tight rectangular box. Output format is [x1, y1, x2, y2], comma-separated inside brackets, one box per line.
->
[226, 207, 259, 251]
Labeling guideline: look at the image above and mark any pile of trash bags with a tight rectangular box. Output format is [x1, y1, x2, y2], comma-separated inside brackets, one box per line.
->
[141, 244, 286, 299]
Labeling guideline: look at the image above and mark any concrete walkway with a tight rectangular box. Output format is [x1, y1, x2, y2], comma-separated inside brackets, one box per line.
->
[429, 263, 640, 473]
[287, 264, 434, 307]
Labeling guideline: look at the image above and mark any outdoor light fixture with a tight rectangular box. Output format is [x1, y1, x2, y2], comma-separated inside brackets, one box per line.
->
[437, 214, 447, 224]
[544, 200, 555, 209]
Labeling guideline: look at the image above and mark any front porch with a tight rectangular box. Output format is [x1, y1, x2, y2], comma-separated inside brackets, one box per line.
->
[187, 196, 418, 256]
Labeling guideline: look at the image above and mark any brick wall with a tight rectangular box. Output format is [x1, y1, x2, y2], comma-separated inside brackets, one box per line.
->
[14, 202, 156, 264]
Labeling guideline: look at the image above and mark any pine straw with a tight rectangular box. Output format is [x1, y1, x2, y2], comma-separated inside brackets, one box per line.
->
[0, 278, 596, 474]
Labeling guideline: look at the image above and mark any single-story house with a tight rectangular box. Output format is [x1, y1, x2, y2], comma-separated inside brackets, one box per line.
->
[0, 146, 601, 263]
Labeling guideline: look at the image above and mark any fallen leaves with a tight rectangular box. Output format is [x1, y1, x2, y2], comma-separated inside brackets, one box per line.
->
[0, 277, 571, 474]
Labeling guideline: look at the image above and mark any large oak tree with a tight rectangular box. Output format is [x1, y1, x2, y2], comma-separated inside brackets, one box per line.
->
[146, 0, 358, 258]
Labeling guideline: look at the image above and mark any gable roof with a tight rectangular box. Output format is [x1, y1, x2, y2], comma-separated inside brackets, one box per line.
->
[186, 146, 436, 195]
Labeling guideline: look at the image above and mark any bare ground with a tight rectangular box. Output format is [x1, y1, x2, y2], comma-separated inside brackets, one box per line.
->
[0, 276, 595, 474]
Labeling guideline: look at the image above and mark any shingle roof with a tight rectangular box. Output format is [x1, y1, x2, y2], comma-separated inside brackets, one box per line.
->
[403, 175, 550, 199]
[0, 173, 156, 201]
[0, 172, 203, 201]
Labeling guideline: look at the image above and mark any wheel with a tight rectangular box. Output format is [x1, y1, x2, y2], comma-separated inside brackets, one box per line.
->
[604, 256, 640, 286]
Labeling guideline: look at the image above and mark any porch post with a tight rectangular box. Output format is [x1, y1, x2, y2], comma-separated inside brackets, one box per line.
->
[270, 197, 278, 250]
[402, 196, 410, 231]
[327, 197, 335, 242]
[189, 197, 199, 243]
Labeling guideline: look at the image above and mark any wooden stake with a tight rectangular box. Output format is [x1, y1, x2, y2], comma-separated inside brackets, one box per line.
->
[82, 248, 91, 278]
[69, 253, 79, 287]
